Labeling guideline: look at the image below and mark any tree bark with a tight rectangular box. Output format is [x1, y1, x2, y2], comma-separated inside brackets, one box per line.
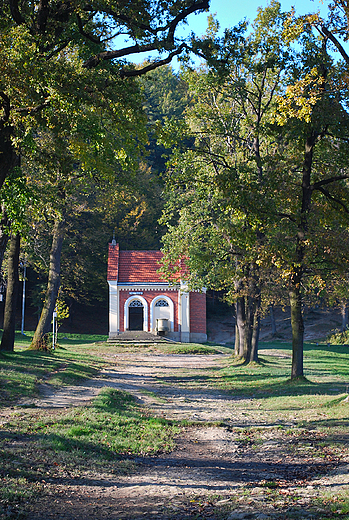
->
[341, 301, 348, 333]
[30, 218, 65, 350]
[234, 323, 240, 356]
[289, 131, 317, 380]
[235, 295, 246, 358]
[270, 303, 277, 335]
[0, 91, 20, 190]
[235, 269, 261, 363]
[0, 233, 20, 352]
[290, 274, 304, 379]
[249, 288, 261, 363]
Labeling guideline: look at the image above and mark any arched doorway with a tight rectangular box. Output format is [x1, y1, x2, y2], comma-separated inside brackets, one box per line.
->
[128, 300, 144, 331]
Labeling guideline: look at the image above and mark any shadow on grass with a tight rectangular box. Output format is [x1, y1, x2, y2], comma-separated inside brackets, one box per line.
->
[0, 421, 342, 492]
[0, 348, 104, 405]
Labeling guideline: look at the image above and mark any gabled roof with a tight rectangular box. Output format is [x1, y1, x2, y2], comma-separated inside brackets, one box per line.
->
[119, 249, 164, 283]
[108, 244, 165, 283]
[107, 243, 185, 284]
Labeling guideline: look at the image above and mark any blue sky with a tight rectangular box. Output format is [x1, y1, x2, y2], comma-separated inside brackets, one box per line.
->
[132, 0, 331, 66]
[184, 0, 328, 36]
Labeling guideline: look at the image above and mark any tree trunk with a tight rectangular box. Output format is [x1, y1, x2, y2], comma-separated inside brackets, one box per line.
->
[249, 290, 261, 363]
[0, 205, 10, 270]
[270, 303, 277, 335]
[234, 323, 240, 356]
[0, 233, 20, 352]
[289, 268, 304, 379]
[341, 301, 348, 333]
[289, 131, 317, 380]
[30, 218, 65, 350]
[235, 278, 261, 362]
[0, 106, 20, 190]
[235, 296, 246, 358]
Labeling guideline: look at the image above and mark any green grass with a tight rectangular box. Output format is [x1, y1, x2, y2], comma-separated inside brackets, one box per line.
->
[0, 388, 179, 518]
[154, 343, 229, 355]
[217, 342, 349, 395]
[6, 388, 178, 458]
[0, 331, 107, 406]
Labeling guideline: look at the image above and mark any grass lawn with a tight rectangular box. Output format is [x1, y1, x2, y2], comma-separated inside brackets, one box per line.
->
[0, 332, 107, 406]
[0, 333, 348, 519]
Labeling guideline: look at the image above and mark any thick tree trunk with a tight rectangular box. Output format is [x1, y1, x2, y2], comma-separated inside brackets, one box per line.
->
[235, 290, 261, 362]
[0, 96, 20, 189]
[235, 296, 246, 358]
[249, 290, 261, 363]
[30, 218, 65, 350]
[0, 233, 20, 352]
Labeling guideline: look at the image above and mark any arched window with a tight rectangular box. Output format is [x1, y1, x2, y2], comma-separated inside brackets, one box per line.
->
[151, 296, 173, 332]
[129, 300, 143, 307]
[155, 299, 169, 307]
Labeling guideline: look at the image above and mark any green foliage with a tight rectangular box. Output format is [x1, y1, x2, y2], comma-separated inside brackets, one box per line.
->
[327, 329, 349, 345]
[55, 297, 69, 330]
[0, 171, 33, 234]
[159, 4, 293, 302]
[160, 2, 349, 315]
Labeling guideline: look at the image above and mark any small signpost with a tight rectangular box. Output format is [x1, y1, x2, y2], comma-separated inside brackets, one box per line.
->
[52, 310, 58, 349]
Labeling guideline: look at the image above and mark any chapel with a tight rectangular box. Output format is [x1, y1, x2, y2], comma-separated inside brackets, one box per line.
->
[107, 242, 207, 342]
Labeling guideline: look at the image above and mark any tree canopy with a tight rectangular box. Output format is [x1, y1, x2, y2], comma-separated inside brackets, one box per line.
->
[159, 2, 349, 377]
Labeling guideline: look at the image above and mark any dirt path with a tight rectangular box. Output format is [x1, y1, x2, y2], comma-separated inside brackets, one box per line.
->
[14, 352, 349, 519]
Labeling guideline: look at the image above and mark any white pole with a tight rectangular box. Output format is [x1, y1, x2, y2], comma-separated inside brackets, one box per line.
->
[21, 263, 26, 335]
[52, 311, 56, 349]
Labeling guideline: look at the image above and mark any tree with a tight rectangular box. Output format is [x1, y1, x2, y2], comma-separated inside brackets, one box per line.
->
[140, 64, 190, 173]
[160, 3, 292, 363]
[0, 0, 210, 193]
[0, 233, 20, 351]
[270, 16, 349, 378]
[25, 72, 147, 350]
[160, 3, 349, 378]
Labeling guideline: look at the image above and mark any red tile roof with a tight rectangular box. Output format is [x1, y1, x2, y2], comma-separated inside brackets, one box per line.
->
[108, 244, 184, 283]
[118, 250, 164, 283]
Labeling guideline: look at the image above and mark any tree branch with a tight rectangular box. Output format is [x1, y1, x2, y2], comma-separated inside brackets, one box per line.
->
[83, 0, 209, 69]
[317, 185, 349, 213]
[120, 44, 189, 77]
[8, 0, 25, 25]
[165, 0, 209, 44]
[83, 42, 162, 68]
[313, 174, 349, 190]
[76, 14, 101, 44]
[318, 25, 349, 65]
[16, 101, 50, 115]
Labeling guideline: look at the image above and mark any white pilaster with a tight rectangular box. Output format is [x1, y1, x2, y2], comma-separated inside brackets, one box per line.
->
[108, 281, 119, 337]
[180, 283, 190, 343]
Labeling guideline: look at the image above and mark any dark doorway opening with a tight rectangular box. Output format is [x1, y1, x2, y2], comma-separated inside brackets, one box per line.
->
[129, 305, 144, 331]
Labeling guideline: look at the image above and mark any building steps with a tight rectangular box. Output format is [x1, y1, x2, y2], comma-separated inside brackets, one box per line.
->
[107, 331, 178, 345]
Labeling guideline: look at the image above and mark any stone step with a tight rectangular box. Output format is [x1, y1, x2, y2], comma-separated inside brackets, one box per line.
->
[107, 331, 176, 345]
